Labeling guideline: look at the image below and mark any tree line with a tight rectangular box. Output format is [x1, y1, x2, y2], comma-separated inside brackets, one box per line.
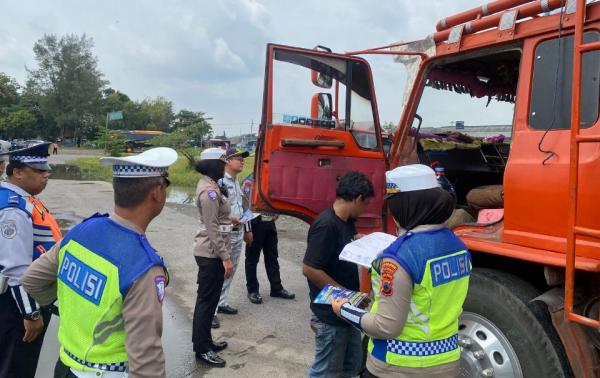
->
[0, 34, 212, 146]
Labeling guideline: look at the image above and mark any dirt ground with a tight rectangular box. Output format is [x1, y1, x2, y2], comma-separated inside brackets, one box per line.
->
[35, 179, 316, 378]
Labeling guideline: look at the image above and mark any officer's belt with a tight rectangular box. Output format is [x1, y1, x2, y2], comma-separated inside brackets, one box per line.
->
[64, 348, 128, 373]
[376, 334, 458, 357]
[219, 224, 233, 233]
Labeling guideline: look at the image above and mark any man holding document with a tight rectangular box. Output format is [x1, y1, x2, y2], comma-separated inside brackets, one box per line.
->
[331, 164, 471, 378]
[302, 171, 375, 378]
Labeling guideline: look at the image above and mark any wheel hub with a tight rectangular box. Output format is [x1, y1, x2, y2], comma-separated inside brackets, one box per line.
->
[458, 312, 523, 378]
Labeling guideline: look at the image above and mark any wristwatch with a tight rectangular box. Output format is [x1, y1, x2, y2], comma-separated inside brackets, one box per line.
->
[24, 310, 41, 321]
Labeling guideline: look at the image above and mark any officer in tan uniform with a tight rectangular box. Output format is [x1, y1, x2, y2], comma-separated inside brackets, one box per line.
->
[21, 147, 178, 378]
[192, 147, 232, 367]
[332, 165, 470, 378]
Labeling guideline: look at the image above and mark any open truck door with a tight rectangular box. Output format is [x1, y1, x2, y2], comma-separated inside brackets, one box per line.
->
[252, 44, 387, 232]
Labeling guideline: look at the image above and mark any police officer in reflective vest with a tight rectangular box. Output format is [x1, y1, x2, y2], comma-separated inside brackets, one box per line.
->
[22, 147, 177, 378]
[332, 164, 471, 378]
[0, 142, 62, 378]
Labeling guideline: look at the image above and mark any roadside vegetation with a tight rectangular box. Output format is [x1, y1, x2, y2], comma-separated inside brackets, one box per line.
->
[0, 34, 213, 150]
[71, 154, 255, 188]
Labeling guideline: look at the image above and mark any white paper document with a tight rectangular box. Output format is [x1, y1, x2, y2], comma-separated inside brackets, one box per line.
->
[239, 209, 261, 223]
[339, 232, 397, 268]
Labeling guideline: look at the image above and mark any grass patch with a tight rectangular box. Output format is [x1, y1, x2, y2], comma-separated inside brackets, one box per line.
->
[70, 155, 256, 188]
[72, 157, 112, 182]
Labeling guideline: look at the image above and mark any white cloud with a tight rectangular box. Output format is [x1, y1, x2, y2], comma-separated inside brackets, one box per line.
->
[0, 0, 491, 133]
[213, 37, 247, 73]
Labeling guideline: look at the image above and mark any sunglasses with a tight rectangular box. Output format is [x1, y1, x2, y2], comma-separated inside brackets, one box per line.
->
[161, 172, 171, 188]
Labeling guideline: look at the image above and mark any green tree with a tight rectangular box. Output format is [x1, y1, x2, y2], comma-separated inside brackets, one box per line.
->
[141, 97, 174, 131]
[27, 34, 108, 140]
[101, 88, 130, 130]
[0, 73, 20, 113]
[172, 109, 212, 142]
[0, 109, 37, 138]
[382, 121, 396, 135]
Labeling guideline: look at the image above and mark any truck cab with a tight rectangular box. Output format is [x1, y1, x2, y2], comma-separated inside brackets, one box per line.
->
[253, 1, 600, 376]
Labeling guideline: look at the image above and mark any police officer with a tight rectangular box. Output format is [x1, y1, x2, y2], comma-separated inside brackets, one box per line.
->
[0, 142, 62, 378]
[22, 147, 177, 378]
[211, 147, 251, 327]
[192, 147, 232, 367]
[241, 174, 295, 304]
[332, 164, 471, 378]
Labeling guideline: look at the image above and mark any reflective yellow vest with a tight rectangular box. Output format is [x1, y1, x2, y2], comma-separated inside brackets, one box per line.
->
[56, 214, 165, 373]
[368, 228, 471, 368]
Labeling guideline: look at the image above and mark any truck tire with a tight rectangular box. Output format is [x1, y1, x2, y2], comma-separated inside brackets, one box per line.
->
[460, 268, 571, 378]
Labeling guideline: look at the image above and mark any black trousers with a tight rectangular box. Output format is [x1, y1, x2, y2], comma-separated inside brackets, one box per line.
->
[0, 291, 51, 378]
[192, 256, 225, 354]
[244, 217, 283, 294]
[54, 359, 78, 378]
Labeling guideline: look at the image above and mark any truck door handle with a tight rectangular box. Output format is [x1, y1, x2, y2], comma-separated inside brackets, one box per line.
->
[281, 139, 345, 148]
[318, 159, 331, 167]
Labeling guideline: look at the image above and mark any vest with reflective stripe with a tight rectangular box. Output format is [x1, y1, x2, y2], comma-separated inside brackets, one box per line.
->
[0, 187, 62, 260]
[368, 228, 471, 368]
[56, 213, 166, 373]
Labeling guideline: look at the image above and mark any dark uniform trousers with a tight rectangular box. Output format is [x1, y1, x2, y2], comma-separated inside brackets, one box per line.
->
[54, 359, 78, 378]
[0, 292, 51, 378]
[192, 256, 225, 354]
[244, 217, 284, 294]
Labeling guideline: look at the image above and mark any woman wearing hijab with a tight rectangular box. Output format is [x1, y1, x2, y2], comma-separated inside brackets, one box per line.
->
[332, 164, 471, 378]
[192, 148, 233, 368]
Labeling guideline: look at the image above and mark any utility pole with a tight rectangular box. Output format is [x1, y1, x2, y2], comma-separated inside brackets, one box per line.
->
[250, 120, 254, 135]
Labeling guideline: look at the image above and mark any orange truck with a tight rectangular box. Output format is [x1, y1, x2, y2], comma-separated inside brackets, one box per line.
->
[252, 0, 600, 376]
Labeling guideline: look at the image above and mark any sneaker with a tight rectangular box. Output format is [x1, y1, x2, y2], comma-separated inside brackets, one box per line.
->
[270, 289, 295, 300]
[217, 305, 238, 315]
[247, 292, 263, 304]
[196, 350, 226, 367]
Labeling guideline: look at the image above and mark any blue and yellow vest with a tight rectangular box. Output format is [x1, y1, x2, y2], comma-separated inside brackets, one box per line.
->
[0, 187, 62, 259]
[56, 213, 166, 373]
[369, 228, 471, 368]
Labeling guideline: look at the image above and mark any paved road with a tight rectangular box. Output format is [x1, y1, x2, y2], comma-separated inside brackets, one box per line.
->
[35, 179, 315, 378]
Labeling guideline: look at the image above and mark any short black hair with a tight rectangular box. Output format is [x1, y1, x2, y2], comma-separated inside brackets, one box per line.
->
[113, 177, 164, 208]
[5, 162, 26, 177]
[336, 171, 375, 201]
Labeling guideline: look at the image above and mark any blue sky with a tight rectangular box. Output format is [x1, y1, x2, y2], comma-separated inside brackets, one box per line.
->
[1, 1, 505, 135]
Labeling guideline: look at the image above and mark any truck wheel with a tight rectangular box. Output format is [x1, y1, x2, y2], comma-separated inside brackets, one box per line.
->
[459, 268, 570, 378]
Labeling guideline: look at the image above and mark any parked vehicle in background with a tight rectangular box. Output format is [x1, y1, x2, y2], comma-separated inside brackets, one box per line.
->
[252, 0, 600, 376]
[121, 130, 164, 152]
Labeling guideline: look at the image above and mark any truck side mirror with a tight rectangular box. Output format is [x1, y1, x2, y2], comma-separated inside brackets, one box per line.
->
[311, 70, 333, 89]
[311, 93, 333, 120]
[311, 45, 333, 89]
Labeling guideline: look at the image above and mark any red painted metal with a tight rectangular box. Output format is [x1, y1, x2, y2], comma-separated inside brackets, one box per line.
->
[433, 0, 566, 43]
[538, 288, 600, 377]
[580, 40, 600, 52]
[436, 0, 532, 31]
[565, 0, 600, 329]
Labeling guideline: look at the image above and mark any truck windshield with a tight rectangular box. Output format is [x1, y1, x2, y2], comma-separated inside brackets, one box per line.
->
[272, 50, 379, 150]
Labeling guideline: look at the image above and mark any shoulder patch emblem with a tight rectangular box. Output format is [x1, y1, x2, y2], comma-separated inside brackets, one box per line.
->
[207, 190, 218, 200]
[380, 261, 398, 297]
[0, 221, 17, 239]
[155, 276, 166, 304]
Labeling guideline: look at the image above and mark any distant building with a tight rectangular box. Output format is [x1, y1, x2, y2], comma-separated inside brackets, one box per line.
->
[202, 136, 230, 149]
[229, 133, 257, 150]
